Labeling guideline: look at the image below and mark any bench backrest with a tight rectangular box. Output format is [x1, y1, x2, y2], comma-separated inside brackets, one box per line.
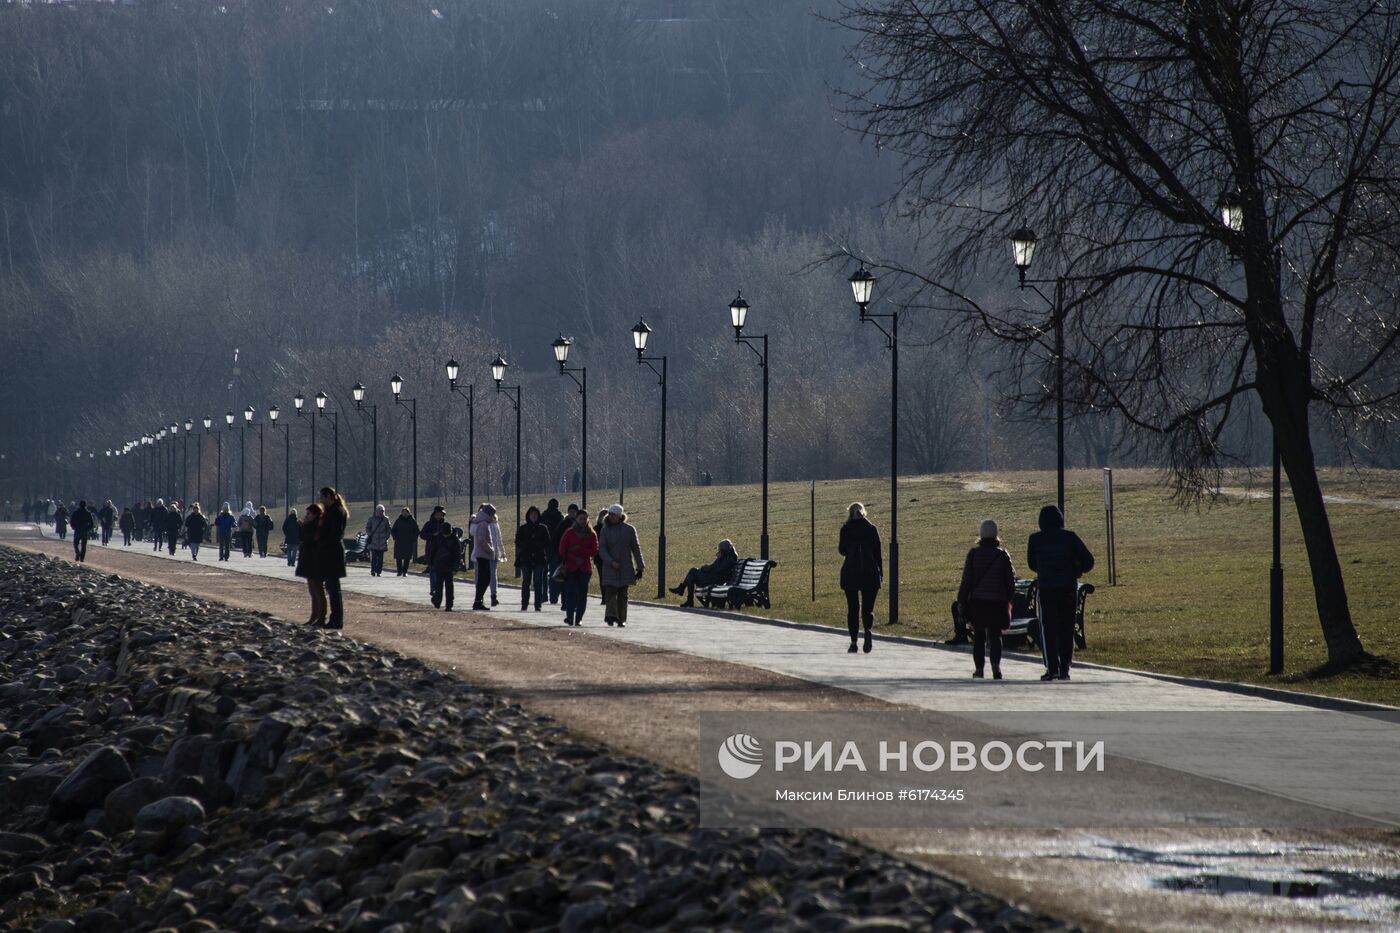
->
[732, 558, 774, 589]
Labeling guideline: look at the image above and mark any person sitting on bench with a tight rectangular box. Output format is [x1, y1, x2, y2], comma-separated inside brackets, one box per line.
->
[669, 539, 739, 607]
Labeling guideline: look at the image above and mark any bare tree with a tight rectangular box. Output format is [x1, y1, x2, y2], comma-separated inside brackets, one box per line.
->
[837, 0, 1400, 667]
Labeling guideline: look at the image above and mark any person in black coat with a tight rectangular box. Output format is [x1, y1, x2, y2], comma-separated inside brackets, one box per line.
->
[184, 505, 210, 561]
[838, 502, 884, 654]
[318, 488, 349, 630]
[165, 504, 183, 555]
[253, 506, 275, 558]
[68, 501, 93, 561]
[419, 506, 448, 599]
[1027, 504, 1094, 682]
[515, 506, 553, 611]
[391, 507, 420, 576]
[54, 503, 69, 540]
[282, 508, 301, 566]
[119, 507, 134, 546]
[295, 503, 327, 626]
[97, 500, 116, 546]
[548, 502, 577, 605]
[430, 524, 462, 611]
[669, 539, 740, 608]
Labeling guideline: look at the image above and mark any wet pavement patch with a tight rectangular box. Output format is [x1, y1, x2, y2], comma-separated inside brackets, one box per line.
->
[1156, 871, 1400, 901]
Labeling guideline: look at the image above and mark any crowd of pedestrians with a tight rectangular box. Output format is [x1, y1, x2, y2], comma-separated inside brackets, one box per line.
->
[22, 483, 1094, 681]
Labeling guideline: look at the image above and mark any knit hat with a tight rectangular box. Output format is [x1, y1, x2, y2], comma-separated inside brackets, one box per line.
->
[979, 519, 999, 540]
[607, 503, 625, 517]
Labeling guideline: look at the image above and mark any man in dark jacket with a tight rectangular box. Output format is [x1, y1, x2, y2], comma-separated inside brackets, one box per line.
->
[1027, 504, 1095, 682]
[69, 500, 94, 562]
[430, 524, 462, 611]
[669, 540, 740, 608]
[515, 506, 554, 612]
[97, 501, 116, 546]
[253, 507, 275, 558]
[418, 505, 448, 600]
[548, 503, 577, 605]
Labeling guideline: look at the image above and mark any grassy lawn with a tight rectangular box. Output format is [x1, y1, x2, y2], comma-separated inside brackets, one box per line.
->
[350, 467, 1400, 706]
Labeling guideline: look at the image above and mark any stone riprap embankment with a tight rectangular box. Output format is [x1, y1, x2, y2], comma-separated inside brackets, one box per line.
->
[0, 548, 1069, 932]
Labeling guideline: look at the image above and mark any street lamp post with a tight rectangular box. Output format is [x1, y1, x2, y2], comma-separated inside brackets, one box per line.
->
[849, 267, 900, 625]
[445, 360, 474, 512]
[1218, 190, 1284, 676]
[316, 392, 338, 494]
[182, 419, 192, 506]
[294, 393, 313, 499]
[269, 405, 289, 511]
[201, 416, 213, 506]
[352, 384, 378, 510]
[390, 375, 417, 518]
[242, 406, 255, 507]
[727, 292, 770, 561]
[489, 357, 522, 528]
[1008, 228, 1069, 517]
[630, 320, 667, 600]
[551, 335, 588, 510]
[224, 411, 236, 505]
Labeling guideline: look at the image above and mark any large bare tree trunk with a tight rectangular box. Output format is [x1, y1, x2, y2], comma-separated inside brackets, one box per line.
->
[1256, 326, 1366, 668]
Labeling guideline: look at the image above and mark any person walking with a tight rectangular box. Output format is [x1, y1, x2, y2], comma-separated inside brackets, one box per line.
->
[486, 508, 505, 607]
[669, 540, 739, 608]
[469, 504, 496, 611]
[549, 502, 577, 606]
[838, 503, 883, 654]
[295, 503, 327, 626]
[184, 504, 209, 561]
[420, 506, 448, 601]
[150, 499, 167, 552]
[957, 519, 1017, 680]
[214, 503, 236, 561]
[165, 502, 182, 555]
[282, 508, 301, 567]
[514, 506, 552, 612]
[430, 522, 462, 611]
[238, 502, 256, 558]
[54, 501, 69, 540]
[69, 500, 93, 562]
[1027, 505, 1095, 682]
[318, 487, 349, 630]
[119, 506, 134, 546]
[597, 503, 644, 627]
[364, 504, 391, 577]
[253, 506, 275, 558]
[391, 507, 419, 576]
[97, 500, 116, 546]
[558, 508, 599, 626]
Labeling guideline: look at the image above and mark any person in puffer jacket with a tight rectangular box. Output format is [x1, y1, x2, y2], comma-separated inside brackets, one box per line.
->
[1026, 504, 1094, 682]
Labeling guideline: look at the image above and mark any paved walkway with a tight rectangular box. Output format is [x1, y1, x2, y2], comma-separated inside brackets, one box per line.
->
[18, 524, 1400, 828]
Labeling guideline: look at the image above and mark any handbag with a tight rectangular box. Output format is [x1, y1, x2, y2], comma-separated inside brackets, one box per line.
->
[550, 563, 566, 584]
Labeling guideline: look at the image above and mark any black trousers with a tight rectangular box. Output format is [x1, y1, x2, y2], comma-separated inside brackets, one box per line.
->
[122, 531, 132, 546]
[73, 535, 87, 562]
[973, 626, 1002, 673]
[167, 534, 177, 555]
[325, 577, 344, 628]
[473, 558, 491, 607]
[395, 557, 410, 576]
[1039, 586, 1078, 675]
[256, 532, 270, 557]
[101, 524, 112, 545]
[441, 573, 455, 609]
[844, 584, 878, 639]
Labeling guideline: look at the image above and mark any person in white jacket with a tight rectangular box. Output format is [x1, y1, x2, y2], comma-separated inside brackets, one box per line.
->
[487, 507, 504, 607]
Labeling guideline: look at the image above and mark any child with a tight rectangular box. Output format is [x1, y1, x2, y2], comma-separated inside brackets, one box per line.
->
[431, 522, 463, 611]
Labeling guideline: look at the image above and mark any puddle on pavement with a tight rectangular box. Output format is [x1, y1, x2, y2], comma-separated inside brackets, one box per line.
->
[1156, 871, 1400, 901]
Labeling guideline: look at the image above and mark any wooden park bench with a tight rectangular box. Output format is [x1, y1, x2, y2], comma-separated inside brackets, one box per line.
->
[694, 557, 778, 611]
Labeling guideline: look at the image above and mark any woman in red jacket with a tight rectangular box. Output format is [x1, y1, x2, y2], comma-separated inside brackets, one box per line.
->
[557, 508, 599, 627]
